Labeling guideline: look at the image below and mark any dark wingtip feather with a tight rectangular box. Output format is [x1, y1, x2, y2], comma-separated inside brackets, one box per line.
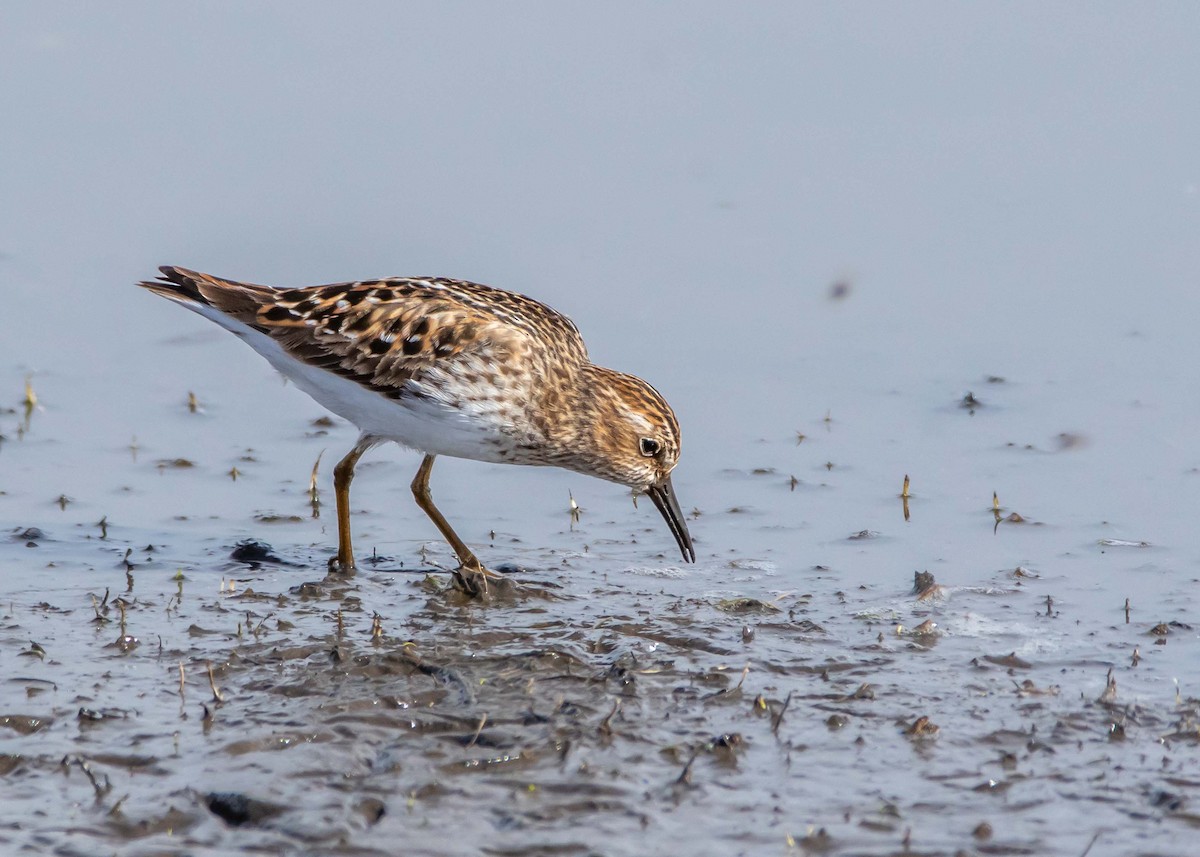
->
[157, 265, 200, 282]
[137, 265, 210, 305]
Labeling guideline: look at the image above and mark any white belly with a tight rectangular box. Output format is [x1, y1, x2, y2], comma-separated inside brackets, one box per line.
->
[189, 304, 520, 463]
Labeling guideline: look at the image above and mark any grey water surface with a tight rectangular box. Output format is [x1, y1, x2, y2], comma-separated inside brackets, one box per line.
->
[2, 4, 1199, 855]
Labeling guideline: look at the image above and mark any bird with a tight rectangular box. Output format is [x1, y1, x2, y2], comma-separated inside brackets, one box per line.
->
[139, 266, 694, 596]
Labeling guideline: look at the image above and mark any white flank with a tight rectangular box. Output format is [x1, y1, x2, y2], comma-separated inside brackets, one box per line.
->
[171, 297, 521, 463]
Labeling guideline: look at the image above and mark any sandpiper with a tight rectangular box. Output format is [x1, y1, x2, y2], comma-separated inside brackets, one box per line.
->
[139, 267, 694, 595]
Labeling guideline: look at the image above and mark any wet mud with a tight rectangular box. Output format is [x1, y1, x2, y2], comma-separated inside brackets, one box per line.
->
[2, 416, 1198, 856]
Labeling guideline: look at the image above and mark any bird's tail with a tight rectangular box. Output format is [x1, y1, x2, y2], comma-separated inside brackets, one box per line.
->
[137, 266, 270, 319]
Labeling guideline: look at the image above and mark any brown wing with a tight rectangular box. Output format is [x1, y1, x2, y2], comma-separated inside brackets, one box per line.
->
[141, 266, 588, 402]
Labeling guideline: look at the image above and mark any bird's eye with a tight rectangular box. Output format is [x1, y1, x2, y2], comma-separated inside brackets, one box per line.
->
[639, 437, 661, 457]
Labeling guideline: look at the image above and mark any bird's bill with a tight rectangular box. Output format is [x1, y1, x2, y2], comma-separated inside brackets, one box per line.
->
[647, 475, 695, 563]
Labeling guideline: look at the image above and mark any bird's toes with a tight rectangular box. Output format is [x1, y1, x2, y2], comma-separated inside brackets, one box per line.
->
[450, 563, 521, 600]
[451, 566, 487, 598]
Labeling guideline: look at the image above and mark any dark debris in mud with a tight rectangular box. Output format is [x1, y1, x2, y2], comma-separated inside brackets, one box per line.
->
[229, 539, 295, 567]
[206, 791, 286, 827]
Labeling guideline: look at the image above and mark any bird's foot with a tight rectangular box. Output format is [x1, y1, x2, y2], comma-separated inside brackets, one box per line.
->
[327, 554, 356, 576]
[451, 560, 517, 599]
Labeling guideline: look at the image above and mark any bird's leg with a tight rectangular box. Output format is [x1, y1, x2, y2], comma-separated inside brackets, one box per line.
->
[410, 454, 500, 596]
[329, 439, 372, 574]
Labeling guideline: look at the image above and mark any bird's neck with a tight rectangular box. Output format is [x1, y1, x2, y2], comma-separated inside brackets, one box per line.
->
[539, 364, 640, 484]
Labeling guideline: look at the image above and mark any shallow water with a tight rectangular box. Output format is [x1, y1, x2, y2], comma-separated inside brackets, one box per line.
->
[3, 4, 1200, 856]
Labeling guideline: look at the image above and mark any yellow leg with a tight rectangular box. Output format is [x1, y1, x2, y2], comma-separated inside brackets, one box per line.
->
[410, 454, 499, 595]
[330, 438, 373, 573]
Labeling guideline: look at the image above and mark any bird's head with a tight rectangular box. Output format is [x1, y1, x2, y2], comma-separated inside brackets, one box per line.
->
[566, 367, 694, 563]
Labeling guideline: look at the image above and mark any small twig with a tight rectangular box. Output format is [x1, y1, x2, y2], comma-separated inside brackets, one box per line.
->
[598, 699, 620, 737]
[177, 663, 186, 698]
[63, 756, 111, 798]
[90, 594, 109, 624]
[675, 751, 698, 785]
[568, 491, 581, 528]
[466, 713, 488, 748]
[80, 761, 110, 797]
[771, 691, 794, 735]
[107, 793, 129, 817]
[309, 450, 324, 517]
[252, 613, 270, 638]
[207, 662, 224, 703]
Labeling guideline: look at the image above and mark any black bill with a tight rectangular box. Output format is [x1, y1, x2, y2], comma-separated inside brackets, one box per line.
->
[647, 474, 695, 563]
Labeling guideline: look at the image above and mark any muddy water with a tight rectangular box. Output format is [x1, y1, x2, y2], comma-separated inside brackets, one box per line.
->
[3, 4, 1200, 856]
[5, 363, 1200, 857]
